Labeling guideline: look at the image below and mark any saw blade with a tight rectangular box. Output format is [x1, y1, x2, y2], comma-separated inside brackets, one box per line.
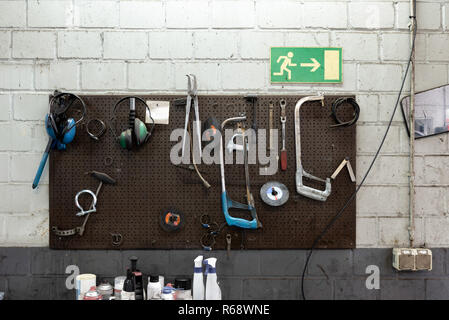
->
[260, 181, 289, 207]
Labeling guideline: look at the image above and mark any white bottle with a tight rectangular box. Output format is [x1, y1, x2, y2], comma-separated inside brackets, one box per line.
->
[161, 286, 174, 300]
[204, 258, 221, 300]
[193, 255, 205, 300]
[147, 275, 162, 300]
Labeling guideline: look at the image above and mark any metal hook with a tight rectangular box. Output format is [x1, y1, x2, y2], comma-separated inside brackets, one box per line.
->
[75, 189, 97, 217]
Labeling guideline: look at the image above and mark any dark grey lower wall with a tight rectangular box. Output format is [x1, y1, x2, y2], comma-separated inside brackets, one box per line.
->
[0, 248, 448, 300]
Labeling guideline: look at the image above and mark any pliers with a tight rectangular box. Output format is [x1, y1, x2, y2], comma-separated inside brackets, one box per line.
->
[182, 74, 202, 159]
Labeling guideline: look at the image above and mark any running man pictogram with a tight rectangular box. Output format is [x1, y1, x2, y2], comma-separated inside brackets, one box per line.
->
[273, 52, 297, 80]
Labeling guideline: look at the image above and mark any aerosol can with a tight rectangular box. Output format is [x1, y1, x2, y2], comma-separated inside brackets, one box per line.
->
[193, 255, 204, 300]
[204, 257, 221, 300]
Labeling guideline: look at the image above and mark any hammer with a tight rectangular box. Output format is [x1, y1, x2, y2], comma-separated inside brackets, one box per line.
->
[78, 171, 116, 236]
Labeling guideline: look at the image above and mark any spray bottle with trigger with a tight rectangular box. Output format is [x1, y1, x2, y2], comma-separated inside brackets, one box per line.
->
[204, 257, 221, 300]
[193, 255, 205, 300]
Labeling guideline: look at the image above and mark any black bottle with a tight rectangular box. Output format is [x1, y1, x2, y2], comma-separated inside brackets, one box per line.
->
[130, 256, 144, 300]
[122, 269, 135, 300]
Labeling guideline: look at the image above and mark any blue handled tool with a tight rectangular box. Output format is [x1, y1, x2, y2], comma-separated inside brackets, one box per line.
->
[218, 116, 262, 229]
[32, 92, 86, 189]
[32, 138, 54, 189]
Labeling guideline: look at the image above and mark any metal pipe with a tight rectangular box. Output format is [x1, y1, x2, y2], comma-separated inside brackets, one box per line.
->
[408, 0, 416, 247]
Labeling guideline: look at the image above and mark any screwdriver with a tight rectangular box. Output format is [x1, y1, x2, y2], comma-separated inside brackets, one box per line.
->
[280, 99, 287, 171]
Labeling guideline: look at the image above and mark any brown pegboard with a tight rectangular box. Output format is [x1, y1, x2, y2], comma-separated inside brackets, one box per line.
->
[49, 95, 356, 249]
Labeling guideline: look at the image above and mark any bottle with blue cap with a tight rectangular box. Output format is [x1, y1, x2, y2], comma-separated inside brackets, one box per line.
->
[193, 255, 204, 300]
[204, 257, 221, 300]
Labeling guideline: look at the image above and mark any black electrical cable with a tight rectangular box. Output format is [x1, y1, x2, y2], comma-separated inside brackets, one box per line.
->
[301, 18, 417, 300]
[330, 97, 360, 127]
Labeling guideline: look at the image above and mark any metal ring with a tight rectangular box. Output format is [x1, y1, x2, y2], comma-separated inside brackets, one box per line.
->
[75, 189, 97, 217]
[200, 233, 216, 251]
[104, 156, 113, 167]
[86, 118, 107, 140]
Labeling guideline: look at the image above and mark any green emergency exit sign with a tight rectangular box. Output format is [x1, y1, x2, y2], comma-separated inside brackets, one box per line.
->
[270, 47, 342, 83]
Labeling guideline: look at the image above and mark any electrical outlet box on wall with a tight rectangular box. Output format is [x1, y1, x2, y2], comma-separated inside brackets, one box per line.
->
[392, 248, 432, 271]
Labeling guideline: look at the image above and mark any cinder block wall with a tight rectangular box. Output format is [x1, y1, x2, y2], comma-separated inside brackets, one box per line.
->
[0, 0, 448, 248]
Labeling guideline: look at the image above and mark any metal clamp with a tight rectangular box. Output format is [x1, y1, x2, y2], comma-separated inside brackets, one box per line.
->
[75, 189, 97, 216]
[294, 94, 332, 201]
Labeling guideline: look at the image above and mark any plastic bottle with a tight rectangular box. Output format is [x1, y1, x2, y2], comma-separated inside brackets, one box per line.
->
[147, 275, 162, 300]
[161, 286, 174, 300]
[121, 270, 136, 300]
[193, 255, 205, 300]
[174, 278, 192, 300]
[204, 258, 221, 300]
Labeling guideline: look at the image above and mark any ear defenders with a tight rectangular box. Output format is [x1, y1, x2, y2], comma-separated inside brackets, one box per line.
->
[33, 92, 86, 189]
[111, 96, 155, 150]
[46, 92, 87, 149]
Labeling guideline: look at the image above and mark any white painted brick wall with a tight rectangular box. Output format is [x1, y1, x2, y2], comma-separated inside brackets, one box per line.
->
[0, 94, 11, 121]
[0, 64, 34, 90]
[81, 62, 126, 90]
[0, 31, 11, 58]
[0, 0, 448, 248]
[211, 0, 255, 29]
[303, 2, 347, 29]
[349, 2, 395, 29]
[119, 1, 164, 29]
[256, 0, 301, 29]
[74, 0, 119, 28]
[28, 0, 73, 28]
[427, 34, 449, 61]
[103, 32, 148, 60]
[128, 62, 172, 90]
[35, 62, 80, 90]
[13, 94, 49, 121]
[194, 31, 239, 59]
[58, 31, 102, 58]
[149, 31, 194, 59]
[166, 0, 209, 29]
[0, 1, 26, 27]
[12, 31, 56, 59]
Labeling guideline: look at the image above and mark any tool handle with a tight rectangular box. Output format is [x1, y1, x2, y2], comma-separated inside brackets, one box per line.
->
[221, 192, 259, 229]
[129, 98, 136, 129]
[90, 171, 116, 185]
[280, 149, 287, 171]
[32, 139, 53, 189]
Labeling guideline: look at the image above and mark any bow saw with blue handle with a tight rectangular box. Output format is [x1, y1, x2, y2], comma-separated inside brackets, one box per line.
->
[219, 116, 262, 229]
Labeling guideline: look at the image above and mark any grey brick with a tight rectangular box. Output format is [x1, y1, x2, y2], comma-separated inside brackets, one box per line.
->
[0, 276, 7, 293]
[122, 250, 170, 277]
[215, 250, 260, 277]
[75, 250, 122, 277]
[0, 248, 30, 275]
[243, 278, 299, 300]
[7, 276, 56, 300]
[219, 277, 243, 300]
[31, 248, 79, 275]
[260, 250, 305, 276]
[307, 250, 353, 277]
[426, 279, 449, 300]
[380, 279, 425, 300]
[301, 278, 333, 300]
[167, 250, 204, 276]
[335, 278, 379, 300]
[354, 248, 396, 276]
